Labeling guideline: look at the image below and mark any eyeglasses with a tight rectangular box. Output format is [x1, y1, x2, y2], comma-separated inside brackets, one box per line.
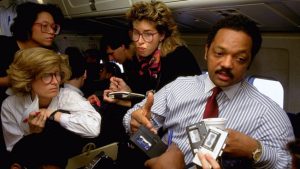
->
[41, 72, 63, 84]
[34, 22, 61, 35]
[131, 29, 158, 42]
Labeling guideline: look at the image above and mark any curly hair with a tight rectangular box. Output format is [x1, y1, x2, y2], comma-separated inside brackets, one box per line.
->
[206, 15, 262, 65]
[7, 47, 71, 95]
[126, 1, 185, 57]
[10, 2, 64, 41]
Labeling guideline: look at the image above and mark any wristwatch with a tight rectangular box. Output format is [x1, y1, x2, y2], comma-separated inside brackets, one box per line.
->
[48, 110, 60, 121]
[252, 140, 262, 162]
[49, 109, 70, 121]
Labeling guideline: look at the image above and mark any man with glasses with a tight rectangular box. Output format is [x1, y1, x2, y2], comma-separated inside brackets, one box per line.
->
[0, 2, 64, 168]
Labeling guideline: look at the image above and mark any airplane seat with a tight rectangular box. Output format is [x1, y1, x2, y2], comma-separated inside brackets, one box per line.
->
[287, 112, 300, 139]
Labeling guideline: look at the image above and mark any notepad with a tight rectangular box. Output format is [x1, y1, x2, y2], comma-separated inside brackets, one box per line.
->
[108, 91, 145, 100]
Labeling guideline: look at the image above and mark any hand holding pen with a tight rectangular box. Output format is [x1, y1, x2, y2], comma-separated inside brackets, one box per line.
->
[168, 129, 173, 146]
[24, 109, 48, 134]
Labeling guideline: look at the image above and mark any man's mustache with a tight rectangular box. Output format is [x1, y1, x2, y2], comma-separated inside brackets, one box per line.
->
[216, 68, 234, 79]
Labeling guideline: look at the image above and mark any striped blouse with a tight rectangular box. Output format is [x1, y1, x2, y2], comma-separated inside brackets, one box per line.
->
[123, 74, 295, 169]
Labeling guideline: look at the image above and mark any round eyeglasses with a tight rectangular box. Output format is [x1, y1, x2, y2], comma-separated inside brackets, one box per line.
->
[131, 29, 158, 43]
[41, 72, 63, 84]
[34, 22, 61, 35]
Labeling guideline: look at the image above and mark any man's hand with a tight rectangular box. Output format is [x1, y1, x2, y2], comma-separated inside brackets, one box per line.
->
[223, 129, 259, 159]
[144, 143, 185, 169]
[130, 91, 155, 133]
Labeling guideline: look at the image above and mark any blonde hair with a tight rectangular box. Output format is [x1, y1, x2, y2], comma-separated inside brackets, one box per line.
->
[7, 47, 71, 95]
[126, 1, 185, 57]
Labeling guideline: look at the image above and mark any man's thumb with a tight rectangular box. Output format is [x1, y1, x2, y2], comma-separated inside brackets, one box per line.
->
[143, 91, 154, 117]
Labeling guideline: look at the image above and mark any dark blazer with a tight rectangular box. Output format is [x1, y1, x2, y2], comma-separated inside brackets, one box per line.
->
[123, 45, 202, 95]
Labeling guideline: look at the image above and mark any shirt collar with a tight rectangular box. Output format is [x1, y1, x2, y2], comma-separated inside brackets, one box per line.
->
[24, 93, 59, 111]
[204, 74, 242, 100]
[64, 83, 84, 96]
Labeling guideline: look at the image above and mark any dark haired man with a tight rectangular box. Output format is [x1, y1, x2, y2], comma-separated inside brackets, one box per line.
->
[64, 46, 101, 107]
[64, 47, 87, 96]
[124, 15, 295, 169]
[101, 30, 134, 64]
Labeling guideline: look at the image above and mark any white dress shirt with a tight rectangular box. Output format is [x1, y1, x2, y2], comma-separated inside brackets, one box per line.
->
[63, 83, 84, 96]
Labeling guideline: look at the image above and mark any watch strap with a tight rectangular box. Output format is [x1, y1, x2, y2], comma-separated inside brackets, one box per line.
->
[49, 109, 70, 121]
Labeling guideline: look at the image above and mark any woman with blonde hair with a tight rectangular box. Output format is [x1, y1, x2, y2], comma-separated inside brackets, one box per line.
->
[1, 47, 101, 168]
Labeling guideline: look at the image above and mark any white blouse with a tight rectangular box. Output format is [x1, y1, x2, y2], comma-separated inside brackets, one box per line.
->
[1, 88, 101, 151]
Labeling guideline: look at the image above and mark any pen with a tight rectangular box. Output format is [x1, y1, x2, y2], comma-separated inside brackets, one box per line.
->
[22, 112, 41, 123]
[168, 129, 173, 146]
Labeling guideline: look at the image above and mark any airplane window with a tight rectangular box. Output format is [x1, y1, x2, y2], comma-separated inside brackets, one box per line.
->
[249, 77, 284, 108]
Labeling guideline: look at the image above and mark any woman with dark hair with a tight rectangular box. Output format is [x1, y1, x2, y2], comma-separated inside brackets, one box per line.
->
[0, 2, 64, 168]
[0, 1, 64, 104]
[10, 2, 63, 42]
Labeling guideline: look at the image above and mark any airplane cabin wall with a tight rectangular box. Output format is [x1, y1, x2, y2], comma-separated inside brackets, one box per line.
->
[54, 34, 102, 53]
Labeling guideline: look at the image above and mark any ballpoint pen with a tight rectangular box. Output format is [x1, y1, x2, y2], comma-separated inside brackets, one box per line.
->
[168, 129, 173, 146]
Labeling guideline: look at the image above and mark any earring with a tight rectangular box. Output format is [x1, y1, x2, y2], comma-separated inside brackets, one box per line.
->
[25, 84, 31, 92]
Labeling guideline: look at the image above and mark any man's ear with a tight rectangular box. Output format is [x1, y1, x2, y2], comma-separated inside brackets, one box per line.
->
[204, 45, 208, 61]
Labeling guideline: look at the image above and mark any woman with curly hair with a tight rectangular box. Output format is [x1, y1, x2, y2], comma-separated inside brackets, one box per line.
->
[104, 0, 201, 107]
[104, 1, 202, 169]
